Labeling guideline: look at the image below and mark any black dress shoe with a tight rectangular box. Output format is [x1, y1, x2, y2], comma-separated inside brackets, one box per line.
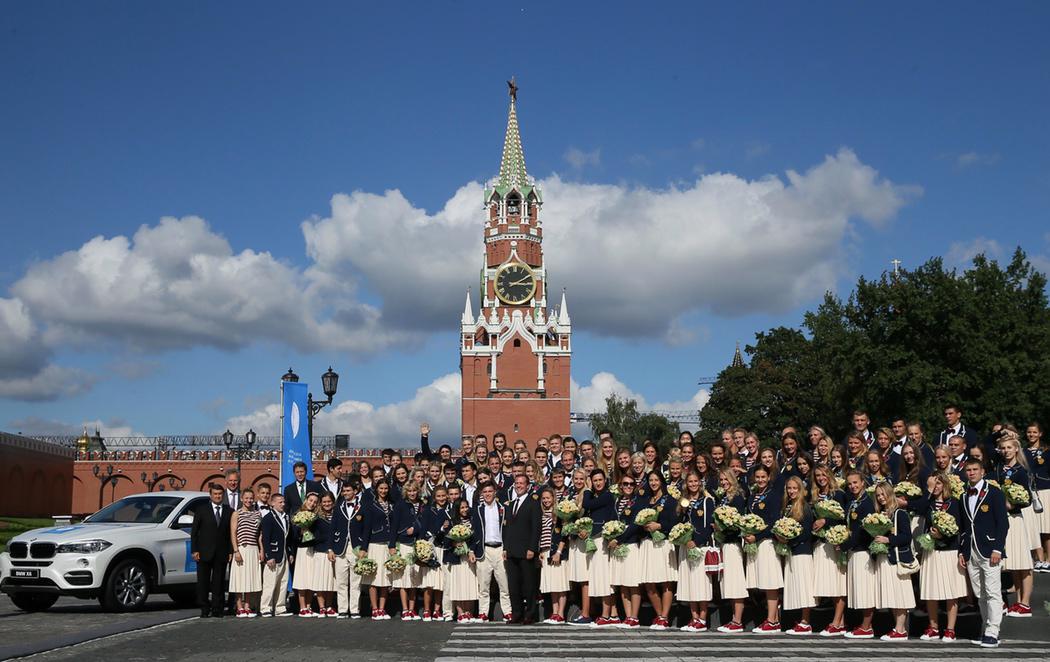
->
[200, 610, 211, 618]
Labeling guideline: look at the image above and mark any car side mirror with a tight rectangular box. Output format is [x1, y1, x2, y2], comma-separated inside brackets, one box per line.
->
[176, 514, 194, 527]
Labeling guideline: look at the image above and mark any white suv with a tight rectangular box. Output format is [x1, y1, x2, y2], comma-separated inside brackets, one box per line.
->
[0, 491, 211, 612]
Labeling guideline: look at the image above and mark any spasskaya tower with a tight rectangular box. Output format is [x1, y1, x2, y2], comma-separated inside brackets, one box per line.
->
[460, 80, 571, 446]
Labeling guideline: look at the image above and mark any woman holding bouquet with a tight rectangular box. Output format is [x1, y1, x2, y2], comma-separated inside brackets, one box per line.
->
[445, 498, 482, 622]
[609, 474, 642, 628]
[744, 465, 783, 634]
[290, 492, 321, 616]
[871, 482, 915, 640]
[363, 478, 396, 619]
[676, 471, 715, 632]
[309, 493, 337, 616]
[229, 487, 262, 617]
[918, 472, 966, 642]
[1025, 423, 1050, 571]
[777, 476, 815, 635]
[638, 471, 678, 630]
[566, 468, 592, 620]
[583, 469, 619, 625]
[714, 469, 748, 633]
[421, 485, 450, 621]
[896, 442, 931, 536]
[809, 465, 848, 635]
[997, 432, 1034, 616]
[392, 483, 425, 620]
[842, 472, 877, 638]
[537, 487, 569, 623]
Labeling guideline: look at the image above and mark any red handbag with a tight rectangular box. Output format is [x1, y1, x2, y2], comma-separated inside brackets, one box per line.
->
[704, 547, 723, 575]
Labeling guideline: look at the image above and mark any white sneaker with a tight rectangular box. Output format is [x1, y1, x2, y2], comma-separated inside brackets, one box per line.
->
[260, 612, 273, 618]
[276, 611, 293, 617]
[350, 614, 361, 619]
[336, 613, 349, 619]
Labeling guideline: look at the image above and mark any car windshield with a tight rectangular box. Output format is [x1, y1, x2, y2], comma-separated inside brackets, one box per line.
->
[85, 496, 183, 524]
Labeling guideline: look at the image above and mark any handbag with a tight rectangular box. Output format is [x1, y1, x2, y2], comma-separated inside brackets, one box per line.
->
[703, 547, 723, 575]
[892, 515, 919, 577]
[1030, 473, 1044, 514]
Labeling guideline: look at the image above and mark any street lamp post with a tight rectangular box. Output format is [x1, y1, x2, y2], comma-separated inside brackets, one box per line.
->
[92, 464, 118, 508]
[140, 471, 160, 492]
[281, 366, 340, 456]
[223, 429, 257, 479]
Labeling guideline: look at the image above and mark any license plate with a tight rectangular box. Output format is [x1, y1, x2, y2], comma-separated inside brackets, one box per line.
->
[11, 569, 39, 579]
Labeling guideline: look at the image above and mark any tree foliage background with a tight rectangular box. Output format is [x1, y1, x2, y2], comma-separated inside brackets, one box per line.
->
[589, 395, 679, 454]
[698, 250, 1050, 445]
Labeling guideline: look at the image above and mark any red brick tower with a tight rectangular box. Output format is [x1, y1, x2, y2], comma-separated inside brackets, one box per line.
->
[460, 82, 571, 447]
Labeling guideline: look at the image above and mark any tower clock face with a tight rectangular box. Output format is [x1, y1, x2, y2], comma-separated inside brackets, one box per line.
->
[494, 263, 536, 305]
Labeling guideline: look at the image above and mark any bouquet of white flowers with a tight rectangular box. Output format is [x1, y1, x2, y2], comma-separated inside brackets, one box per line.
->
[1004, 483, 1031, 506]
[601, 520, 626, 540]
[947, 475, 965, 499]
[447, 523, 473, 557]
[352, 555, 377, 576]
[823, 524, 850, 566]
[862, 512, 893, 555]
[771, 517, 802, 556]
[713, 504, 741, 544]
[667, 484, 682, 500]
[555, 500, 580, 521]
[894, 481, 922, 498]
[814, 499, 845, 521]
[413, 539, 437, 567]
[384, 551, 407, 574]
[292, 511, 318, 542]
[669, 522, 694, 546]
[634, 508, 665, 542]
[737, 513, 766, 556]
[574, 517, 596, 553]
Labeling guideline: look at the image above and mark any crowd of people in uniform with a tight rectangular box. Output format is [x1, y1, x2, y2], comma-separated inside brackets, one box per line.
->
[192, 406, 1050, 649]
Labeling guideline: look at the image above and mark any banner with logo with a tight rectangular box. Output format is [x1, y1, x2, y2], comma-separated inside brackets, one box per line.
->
[280, 380, 309, 490]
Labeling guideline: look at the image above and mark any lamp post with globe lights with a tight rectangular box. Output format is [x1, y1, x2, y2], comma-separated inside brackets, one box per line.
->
[223, 429, 257, 479]
[281, 366, 339, 457]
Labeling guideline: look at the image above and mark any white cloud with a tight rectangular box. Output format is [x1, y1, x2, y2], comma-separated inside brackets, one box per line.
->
[955, 151, 1000, 169]
[0, 364, 96, 401]
[946, 237, 1004, 269]
[8, 416, 141, 438]
[564, 146, 601, 169]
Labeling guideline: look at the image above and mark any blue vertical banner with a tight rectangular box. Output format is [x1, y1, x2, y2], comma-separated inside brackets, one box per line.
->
[280, 380, 310, 490]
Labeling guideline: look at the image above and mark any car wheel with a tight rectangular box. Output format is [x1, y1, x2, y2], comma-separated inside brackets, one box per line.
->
[101, 558, 151, 612]
[166, 587, 197, 608]
[9, 592, 59, 612]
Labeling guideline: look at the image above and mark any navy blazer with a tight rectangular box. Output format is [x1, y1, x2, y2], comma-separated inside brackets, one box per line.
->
[642, 493, 679, 536]
[363, 499, 394, 546]
[613, 495, 644, 547]
[259, 510, 293, 563]
[959, 480, 1009, 561]
[444, 513, 484, 567]
[422, 505, 451, 546]
[843, 494, 875, 553]
[328, 499, 369, 555]
[283, 479, 322, 518]
[392, 500, 424, 545]
[1025, 447, 1050, 490]
[925, 498, 961, 551]
[884, 508, 914, 566]
[581, 489, 616, 530]
[748, 487, 782, 540]
[295, 515, 329, 549]
[938, 424, 981, 450]
[683, 495, 716, 547]
[997, 463, 1032, 510]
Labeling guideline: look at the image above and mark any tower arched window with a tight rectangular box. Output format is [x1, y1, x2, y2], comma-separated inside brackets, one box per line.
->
[513, 338, 521, 348]
[507, 193, 521, 216]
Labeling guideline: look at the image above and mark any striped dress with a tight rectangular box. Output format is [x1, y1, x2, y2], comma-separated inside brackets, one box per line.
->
[229, 510, 262, 593]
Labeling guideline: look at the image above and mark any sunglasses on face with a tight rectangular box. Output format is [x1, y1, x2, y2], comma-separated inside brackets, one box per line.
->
[620, 481, 635, 487]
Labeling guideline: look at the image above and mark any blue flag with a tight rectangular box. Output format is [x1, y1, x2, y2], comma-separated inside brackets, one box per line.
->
[280, 380, 310, 491]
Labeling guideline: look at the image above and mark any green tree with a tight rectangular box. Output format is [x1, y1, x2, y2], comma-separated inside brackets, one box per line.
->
[589, 395, 679, 455]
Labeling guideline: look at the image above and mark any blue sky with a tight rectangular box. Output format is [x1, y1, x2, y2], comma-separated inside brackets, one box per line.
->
[1, 2, 1048, 445]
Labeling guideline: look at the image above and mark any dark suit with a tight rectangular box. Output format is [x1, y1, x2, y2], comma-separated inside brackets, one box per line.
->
[190, 500, 233, 615]
[283, 479, 322, 517]
[938, 424, 981, 450]
[501, 491, 541, 622]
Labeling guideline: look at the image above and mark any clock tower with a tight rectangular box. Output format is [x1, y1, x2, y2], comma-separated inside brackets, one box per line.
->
[460, 82, 571, 447]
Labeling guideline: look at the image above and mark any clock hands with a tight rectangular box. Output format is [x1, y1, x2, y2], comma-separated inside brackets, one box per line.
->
[508, 277, 532, 287]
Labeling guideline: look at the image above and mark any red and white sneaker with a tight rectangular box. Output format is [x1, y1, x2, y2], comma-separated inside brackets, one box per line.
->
[477, 614, 489, 623]
[377, 609, 391, 620]
[880, 629, 909, 641]
[503, 613, 513, 623]
[1008, 603, 1032, 617]
[717, 621, 744, 633]
[787, 622, 812, 635]
[619, 617, 640, 629]
[325, 608, 336, 617]
[594, 616, 614, 627]
[371, 608, 379, 619]
[235, 608, 248, 618]
[844, 627, 874, 639]
[753, 620, 781, 634]
[457, 612, 471, 623]
[942, 629, 957, 643]
[421, 610, 432, 622]
[649, 616, 670, 631]
[606, 616, 622, 626]
[680, 618, 707, 632]
[819, 624, 846, 637]
[299, 608, 315, 618]
[920, 626, 940, 641]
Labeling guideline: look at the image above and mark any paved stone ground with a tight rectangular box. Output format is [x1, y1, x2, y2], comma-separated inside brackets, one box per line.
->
[3, 576, 1048, 660]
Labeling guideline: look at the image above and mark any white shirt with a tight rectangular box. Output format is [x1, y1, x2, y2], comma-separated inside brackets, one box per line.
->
[323, 477, 341, 497]
[892, 437, 906, 455]
[463, 481, 477, 505]
[510, 490, 528, 515]
[482, 501, 502, 544]
[967, 479, 985, 516]
[226, 489, 239, 510]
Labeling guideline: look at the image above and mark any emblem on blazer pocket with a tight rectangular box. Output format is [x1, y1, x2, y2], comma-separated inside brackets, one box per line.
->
[758, 503, 765, 510]
[981, 504, 990, 512]
[532, 494, 538, 500]
[851, 512, 858, 520]
[624, 509, 631, 516]
[1038, 457, 1044, 464]
[1004, 479, 1013, 485]
[356, 515, 363, 521]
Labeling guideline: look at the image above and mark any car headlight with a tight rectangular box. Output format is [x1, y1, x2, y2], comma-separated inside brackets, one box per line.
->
[56, 540, 112, 554]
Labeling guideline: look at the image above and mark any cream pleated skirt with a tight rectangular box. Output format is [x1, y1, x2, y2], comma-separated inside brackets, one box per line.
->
[362, 542, 392, 587]
[567, 538, 590, 583]
[291, 546, 314, 590]
[229, 544, 262, 593]
[309, 544, 335, 592]
[919, 549, 966, 600]
[1038, 490, 1050, 533]
[610, 543, 640, 587]
[676, 548, 713, 602]
[1004, 515, 1033, 570]
[812, 541, 846, 597]
[587, 538, 614, 597]
[1021, 506, 1041, 550]
[540, 552, 570, 594]
[745, 539, 783, 590]
[719, 542, 748, 600]
[448, 562, 478, 601]
[422, 547, 445, 591]
[392, 542, 422, 589]
[782, 553, 816, 610]
[639, 537, 678, 584]
[847, 550, 877, 609]
[875, 554, 915, 609]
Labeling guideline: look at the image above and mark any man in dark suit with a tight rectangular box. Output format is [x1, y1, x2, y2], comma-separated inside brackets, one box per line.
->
[959, 457, 1009, 648]
[259, 493, 293, 616]
[501, 474, 541, 624]
[190, 483, 233, 618]
[328, 479, 369, 618]
[939, 404, 981, 449]
[283, 461, 321, 516]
